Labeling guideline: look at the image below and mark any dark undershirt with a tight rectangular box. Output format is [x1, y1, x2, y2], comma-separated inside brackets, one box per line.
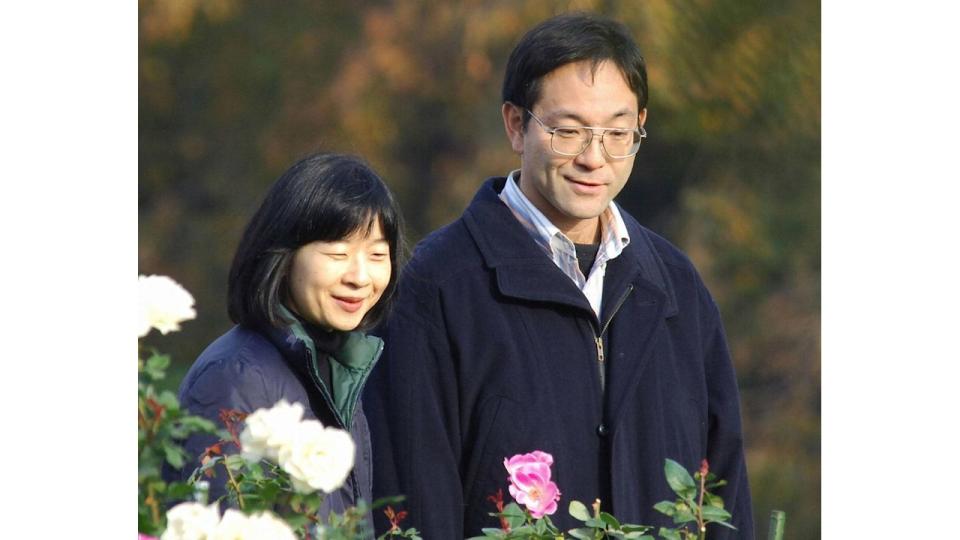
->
[302, 321, 346, 400]
[574, 242, 600, 278]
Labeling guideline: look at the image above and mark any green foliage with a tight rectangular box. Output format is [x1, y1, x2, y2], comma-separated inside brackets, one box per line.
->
[472, 459, 735, 539]
[138, 346, 219, 536]
[663, 459, 697, 501]
[653, 459, 736, 539]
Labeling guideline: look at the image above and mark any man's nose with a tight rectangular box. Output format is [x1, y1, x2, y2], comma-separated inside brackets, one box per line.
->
[574, 132, 606, 169]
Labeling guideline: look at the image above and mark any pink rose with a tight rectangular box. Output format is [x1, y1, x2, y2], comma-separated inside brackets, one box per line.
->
[503, 451, 561, 518]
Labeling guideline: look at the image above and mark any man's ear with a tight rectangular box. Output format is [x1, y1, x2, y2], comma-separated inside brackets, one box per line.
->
[638, 107, 648, 128]
[502, 102, 526, 154]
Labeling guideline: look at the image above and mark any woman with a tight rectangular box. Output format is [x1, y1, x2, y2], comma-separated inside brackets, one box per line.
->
[169, 153, 402, 519]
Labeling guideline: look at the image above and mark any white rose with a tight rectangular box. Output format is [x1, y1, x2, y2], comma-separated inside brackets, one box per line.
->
[239, 400, 305, 463]
[278, 419, 355, 494]
[210, 509, 296, 540]
[138, 275, 197, 338]
[160, 501, 220, 540]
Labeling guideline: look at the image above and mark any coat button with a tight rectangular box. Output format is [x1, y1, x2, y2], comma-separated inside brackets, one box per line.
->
[596, 423, 608, 437]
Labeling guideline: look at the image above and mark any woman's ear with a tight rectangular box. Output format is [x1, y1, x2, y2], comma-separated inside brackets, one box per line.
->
[501, 102, 526, 154]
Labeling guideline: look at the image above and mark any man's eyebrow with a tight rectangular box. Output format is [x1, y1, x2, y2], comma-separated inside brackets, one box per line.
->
[546, 108, 637, 125]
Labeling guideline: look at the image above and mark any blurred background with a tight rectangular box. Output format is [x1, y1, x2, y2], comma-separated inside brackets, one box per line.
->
[139, 0, 819, 537]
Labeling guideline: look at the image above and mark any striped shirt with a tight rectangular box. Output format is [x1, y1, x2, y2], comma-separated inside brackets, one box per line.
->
[498, 170, 631, 317]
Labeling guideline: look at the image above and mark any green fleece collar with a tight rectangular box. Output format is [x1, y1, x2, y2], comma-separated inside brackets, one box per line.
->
[279, 306, 383, 427]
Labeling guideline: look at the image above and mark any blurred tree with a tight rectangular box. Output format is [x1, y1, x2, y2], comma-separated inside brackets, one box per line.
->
[140, 0, 819, 537]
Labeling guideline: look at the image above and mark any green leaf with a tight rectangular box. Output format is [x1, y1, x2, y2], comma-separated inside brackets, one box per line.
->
[671, 502, 696, 525]
[658, 527, 682, 540]
[708, 520, 738, 530]
[501, 502, 526, 529]
[663, 459, 696, 500]
[701, 505, 731, 521]
[568, 500, 591, 521]
[702, 492, 724, 508]
[567, 528, 595, 540]
[145, 353, 171, 379]
[600, 512, 621, 529]
[583, 518, 604, 528]
[285, 513, 310, 529]
[224, 454, 246, 470]
[371, 495, 406, 508]
[166, 481, 193, 500]
[653, 501, 676, 517]
[179, 416, 217, 432]
[479, 528, 508, 538]
[621, 525, 652, 534]
[147, 352, 171, 370]
[503, 525, 534, 536]
[162, 442, 185, 469]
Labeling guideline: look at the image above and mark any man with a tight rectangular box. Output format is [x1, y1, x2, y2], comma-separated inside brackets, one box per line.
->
[365, 13, 754, 538]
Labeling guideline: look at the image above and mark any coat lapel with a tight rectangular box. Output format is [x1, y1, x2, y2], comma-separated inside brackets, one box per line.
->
[463, 178, 596, 315]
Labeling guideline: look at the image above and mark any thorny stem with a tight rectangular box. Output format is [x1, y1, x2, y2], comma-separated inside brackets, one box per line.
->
[222, 459, 245, 509]
[696, 469, 707, 540]
[138, 404, 149, 433]
[145, 483, 161, 526]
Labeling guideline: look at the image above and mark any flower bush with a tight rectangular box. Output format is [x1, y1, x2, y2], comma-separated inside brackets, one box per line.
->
[138, 274, 420, 540]
[139, 276, 218, 536]
[469, 451, 736, 540]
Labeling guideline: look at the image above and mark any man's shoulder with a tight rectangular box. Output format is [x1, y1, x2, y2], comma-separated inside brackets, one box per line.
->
[402, 178, 506, 282]
[616, 208, 712, 310]
[405, 218, 480, 276]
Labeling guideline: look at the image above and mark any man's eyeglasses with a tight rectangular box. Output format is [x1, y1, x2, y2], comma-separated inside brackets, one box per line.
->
[526, 108, 647, 159]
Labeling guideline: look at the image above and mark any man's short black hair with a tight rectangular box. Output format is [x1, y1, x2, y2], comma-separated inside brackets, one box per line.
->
[501, 13, 648, 124]
[227, 153, 403, 331]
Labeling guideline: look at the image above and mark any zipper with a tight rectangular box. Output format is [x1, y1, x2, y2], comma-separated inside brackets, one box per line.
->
[595, 336, 606, 391]
[595, 284, 634, 394]
[306, 348, 347, 428]
[344, 338, 384, 425]
[306, 340, 383, 505]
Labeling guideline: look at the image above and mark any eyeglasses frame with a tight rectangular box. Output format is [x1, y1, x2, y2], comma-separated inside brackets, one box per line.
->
[524, 108, 647, 159]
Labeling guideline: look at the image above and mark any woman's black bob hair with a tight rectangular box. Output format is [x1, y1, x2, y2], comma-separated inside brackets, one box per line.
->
[227, 153, 403, 331]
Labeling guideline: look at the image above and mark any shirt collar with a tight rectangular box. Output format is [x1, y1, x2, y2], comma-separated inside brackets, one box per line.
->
[500, 169, 630, 256]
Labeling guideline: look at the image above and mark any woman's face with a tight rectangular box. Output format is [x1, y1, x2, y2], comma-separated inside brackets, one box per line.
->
[287, 220, 391, 331]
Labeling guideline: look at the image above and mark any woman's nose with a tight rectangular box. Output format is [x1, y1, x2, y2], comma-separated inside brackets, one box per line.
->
[343, 255, 372, 287]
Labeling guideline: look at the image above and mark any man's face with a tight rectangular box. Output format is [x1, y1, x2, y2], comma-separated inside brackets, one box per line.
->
[503, 60, 647, 244]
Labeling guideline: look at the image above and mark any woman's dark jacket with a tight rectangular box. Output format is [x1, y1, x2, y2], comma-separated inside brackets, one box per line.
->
[165, 316, 383, 518]
[364, 177, 754, 538]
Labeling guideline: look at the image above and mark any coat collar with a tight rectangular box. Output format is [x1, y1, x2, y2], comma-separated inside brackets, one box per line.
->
[462, 177, 679, 319]
[259, 310, 384, 427]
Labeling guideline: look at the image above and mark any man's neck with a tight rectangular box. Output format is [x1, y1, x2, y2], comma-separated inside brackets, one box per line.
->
[515, 173, 602, 244]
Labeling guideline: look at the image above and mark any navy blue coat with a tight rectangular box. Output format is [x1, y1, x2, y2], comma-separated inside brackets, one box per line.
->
[167, 321, 382, 520]
[365, 177, 754, 538]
